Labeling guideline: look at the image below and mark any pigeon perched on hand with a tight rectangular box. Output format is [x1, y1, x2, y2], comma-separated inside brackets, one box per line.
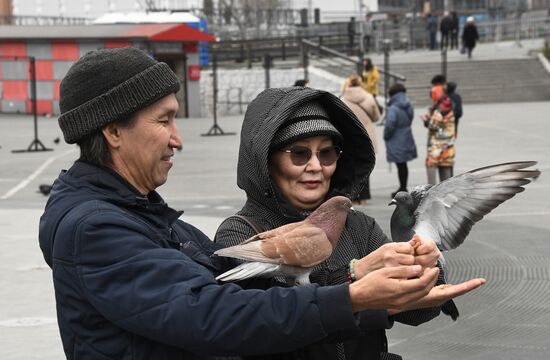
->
[389, 161, 540, 319]
[214, 196, 352, 284]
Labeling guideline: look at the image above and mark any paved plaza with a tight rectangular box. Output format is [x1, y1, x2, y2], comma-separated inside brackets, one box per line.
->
[0, 98, 549, 359]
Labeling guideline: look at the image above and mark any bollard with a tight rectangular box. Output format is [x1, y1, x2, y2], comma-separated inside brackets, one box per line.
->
[264, 53, 272, 89]
[441, 47, 447, 79]
[382, 39, 391, 108]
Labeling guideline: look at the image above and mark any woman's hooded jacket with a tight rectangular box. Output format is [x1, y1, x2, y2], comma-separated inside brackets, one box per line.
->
[340, 85, 381, 153]
[215, 87, 442, 360]
[384, 91, 418, 164]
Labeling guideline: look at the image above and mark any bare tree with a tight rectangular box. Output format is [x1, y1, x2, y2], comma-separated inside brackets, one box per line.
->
[212, 0, 287, 40]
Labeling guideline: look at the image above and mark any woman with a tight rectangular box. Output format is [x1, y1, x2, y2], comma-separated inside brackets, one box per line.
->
[383, 83, 417, 199]
[341, 74, 380, 205]
[215, 87, 446, 360]
[362, 58, 380, 96]
[421, 87, 456, 184]
[462, 16, 479, 59]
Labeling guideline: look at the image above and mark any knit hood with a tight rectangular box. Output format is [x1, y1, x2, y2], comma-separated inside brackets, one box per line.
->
[237, 87, 375, 218]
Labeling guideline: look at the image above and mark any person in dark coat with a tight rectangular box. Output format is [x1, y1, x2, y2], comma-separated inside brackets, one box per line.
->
[426, 13, 438, 50]
[39, 47, 482, 360]
[215, 87, 485, 360]
[462, 16, 479, 58]
[450, 11, 460, 49]
[383, 83, 417, 199]
[446, 81, 463, 136]
[440, 11, 452, 49]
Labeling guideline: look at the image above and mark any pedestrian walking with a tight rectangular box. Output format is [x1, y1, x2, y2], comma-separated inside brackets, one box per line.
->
[462, 16, 479, 59]
[383, 83, 417, 198]
[341, 74, 380, 205]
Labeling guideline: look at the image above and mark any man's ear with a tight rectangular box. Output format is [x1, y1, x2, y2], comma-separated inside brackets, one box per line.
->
[102, 123, 122, 148]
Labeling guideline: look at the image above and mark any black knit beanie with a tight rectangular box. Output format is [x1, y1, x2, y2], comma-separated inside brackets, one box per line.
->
[271, 101, 343, 149]
[58, 47, 180, 144]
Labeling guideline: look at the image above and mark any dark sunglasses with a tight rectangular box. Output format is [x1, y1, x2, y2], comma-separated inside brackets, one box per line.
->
[282, 145, 342, 166]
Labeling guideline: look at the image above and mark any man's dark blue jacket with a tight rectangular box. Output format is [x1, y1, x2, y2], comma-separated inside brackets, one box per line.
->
[39, 161, 360, 359]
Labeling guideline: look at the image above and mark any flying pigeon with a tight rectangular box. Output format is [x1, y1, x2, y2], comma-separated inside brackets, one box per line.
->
[214, 196, 352, 285]
[389, 161, 540, 319]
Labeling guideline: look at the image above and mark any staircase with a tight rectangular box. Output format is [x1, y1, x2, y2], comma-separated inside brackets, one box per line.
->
[313, 57, 550, 106]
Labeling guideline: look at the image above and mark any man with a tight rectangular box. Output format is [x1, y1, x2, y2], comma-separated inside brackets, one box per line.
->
[39, 47, 484, 359]
[440, 11, 452, 49]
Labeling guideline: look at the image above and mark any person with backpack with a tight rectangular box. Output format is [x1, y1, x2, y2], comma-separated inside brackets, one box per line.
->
[446, 81, 463, 136]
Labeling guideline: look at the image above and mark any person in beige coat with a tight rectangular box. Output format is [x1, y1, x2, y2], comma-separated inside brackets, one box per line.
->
[341, 74, 380, 205]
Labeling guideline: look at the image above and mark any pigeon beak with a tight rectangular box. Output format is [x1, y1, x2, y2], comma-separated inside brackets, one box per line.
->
[388, 199, 397, 206]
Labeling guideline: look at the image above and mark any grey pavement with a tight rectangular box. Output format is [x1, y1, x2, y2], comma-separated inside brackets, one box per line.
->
[1, 98, 549, 359]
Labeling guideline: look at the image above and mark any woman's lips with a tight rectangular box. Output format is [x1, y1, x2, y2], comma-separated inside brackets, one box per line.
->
[300, 180, 321, 189]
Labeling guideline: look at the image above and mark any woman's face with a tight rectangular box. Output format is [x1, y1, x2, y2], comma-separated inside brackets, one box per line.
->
[269, 136, 339, 210]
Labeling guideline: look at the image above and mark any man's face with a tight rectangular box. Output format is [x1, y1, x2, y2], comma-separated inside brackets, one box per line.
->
[114, 93, 181, 194]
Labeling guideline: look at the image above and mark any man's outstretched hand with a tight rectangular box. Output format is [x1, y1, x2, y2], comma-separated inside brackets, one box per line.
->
[387, 278, 486, 315]
[348, 264, 486, 314]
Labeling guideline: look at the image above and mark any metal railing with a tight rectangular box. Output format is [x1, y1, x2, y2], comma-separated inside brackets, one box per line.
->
[0, 15, 90, 26]
[301, 38, 406, 83]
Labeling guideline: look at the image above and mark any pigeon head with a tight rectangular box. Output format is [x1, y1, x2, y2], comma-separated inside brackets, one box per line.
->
[389, 191, 414, 208]
[389, 192, 416, 243]
[307, 196, 351, 248]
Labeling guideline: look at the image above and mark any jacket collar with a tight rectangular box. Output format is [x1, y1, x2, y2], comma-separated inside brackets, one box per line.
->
[64, 161, 182, 226]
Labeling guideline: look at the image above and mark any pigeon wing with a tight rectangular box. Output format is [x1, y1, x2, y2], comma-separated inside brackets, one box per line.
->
[410, 184, 433, 209]
[216, 262, 280, 282]
[214, 223, 333, 267]
[414, 161, 539, 251]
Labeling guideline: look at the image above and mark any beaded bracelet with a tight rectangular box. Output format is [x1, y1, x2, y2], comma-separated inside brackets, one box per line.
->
[346, 258, 358, 283]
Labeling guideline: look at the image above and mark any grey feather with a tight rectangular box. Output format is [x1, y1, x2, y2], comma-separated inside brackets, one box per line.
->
[215, 262, 312, 285]
[409, 161, 539, 250]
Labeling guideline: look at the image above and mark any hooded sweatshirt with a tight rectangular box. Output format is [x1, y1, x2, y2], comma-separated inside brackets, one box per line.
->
[340, 86, 380, 153]
[215, 87, 442, 360]
[384, 91, 418, 164]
